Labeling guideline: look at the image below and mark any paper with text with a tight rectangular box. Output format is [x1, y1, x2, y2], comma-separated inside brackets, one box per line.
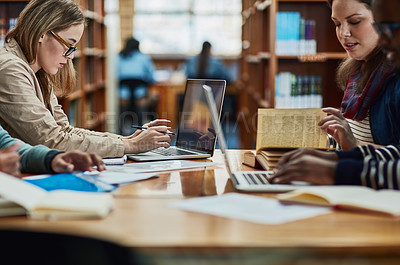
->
[256, 108, 328, 150]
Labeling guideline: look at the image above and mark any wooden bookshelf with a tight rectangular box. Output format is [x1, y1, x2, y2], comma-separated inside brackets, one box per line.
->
[0, 0, 107, 131]
[239, 0, 346, 148]
[0, 1, 27, 46]
[62, 0, 107, 131]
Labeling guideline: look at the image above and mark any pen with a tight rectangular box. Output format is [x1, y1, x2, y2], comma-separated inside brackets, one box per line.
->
[131, 125, 176, 135]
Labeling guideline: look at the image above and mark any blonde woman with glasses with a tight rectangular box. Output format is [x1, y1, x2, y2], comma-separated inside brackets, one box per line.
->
[0, 0, 172, 158]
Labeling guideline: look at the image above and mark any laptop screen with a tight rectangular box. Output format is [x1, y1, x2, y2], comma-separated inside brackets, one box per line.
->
[176, 79, 226, 155]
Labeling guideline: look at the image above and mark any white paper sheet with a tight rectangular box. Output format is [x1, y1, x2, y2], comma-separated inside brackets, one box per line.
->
[95, 171, 157, 185]
[105, 160, 215, 174]
[169, 193, 331, 225]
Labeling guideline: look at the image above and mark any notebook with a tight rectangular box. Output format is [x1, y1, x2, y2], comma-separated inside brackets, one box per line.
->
[203, 84, 308, 192]
[23, 172, 116, 192]
[128, 79, 226, 162]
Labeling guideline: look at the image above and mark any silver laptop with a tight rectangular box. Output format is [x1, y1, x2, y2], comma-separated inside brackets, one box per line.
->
[203, 84, 307, 192]
[128, 79, 226, 162]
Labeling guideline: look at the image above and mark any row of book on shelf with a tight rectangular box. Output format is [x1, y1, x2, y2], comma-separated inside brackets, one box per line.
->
[276, 12, 317, 56]
[0, 18, 17, 47]
[0, 2, 26, 47]
[275, 72, 323, 109]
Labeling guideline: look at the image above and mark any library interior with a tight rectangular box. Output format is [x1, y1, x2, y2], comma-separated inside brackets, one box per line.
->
[2, 0, 400, 264]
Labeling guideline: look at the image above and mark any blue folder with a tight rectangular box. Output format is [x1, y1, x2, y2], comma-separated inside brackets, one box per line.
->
[24, 172, 116, 192]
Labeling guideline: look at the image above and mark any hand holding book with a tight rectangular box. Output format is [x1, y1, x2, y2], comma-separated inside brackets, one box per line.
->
[318, 107, 358, 151]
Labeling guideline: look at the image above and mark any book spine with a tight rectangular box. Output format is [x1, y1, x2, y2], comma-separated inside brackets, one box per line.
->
[275, 73, 323, 108]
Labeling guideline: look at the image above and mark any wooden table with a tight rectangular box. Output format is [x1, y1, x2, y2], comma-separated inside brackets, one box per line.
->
[2, 150, 400, 264]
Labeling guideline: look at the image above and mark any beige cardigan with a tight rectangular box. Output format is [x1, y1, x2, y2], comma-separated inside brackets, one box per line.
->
[0, 39, 124, 158]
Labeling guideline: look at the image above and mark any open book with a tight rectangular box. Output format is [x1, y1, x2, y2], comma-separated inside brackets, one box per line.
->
[254, 108, 329, 170]
[277, 186, 400, 216]
[0, 172, 114, 220]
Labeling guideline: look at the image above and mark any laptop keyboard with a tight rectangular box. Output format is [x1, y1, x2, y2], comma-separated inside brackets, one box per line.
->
[243, 172, 273, 185]
[151, 148, 195, 156]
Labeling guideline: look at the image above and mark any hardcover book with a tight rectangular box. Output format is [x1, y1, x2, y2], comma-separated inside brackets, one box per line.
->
[255, 108, 329, 170]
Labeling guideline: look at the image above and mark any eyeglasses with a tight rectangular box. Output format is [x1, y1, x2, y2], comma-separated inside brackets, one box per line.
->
[372, 21, 400, 39]
[49, 29, 77, 56]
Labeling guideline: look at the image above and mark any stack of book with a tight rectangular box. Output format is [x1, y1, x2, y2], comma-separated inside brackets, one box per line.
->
[256, 148, 295, 170]
[243, 148, 295, 171]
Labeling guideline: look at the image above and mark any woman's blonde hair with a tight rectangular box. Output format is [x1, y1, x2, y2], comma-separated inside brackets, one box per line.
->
[327, 0, 386, 92]
[6, 0, 85, 107]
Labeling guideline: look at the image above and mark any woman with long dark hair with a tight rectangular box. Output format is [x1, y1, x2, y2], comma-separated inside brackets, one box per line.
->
[186, 41, 233, 83]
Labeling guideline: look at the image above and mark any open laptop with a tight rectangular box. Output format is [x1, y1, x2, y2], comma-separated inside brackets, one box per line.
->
[203, 84, 307, 192]
[128, 79, 226, 162]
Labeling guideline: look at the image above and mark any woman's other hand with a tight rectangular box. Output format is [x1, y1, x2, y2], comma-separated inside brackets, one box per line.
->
[319, 107, 358, 150]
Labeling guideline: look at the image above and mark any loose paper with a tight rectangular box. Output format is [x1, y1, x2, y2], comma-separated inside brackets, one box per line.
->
[169, 193, 331, 225]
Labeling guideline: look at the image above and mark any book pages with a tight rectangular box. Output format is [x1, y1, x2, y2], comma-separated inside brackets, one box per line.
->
[277, 186, 400, 216]
[0, 172, 114, 220]
[256, 108, 328, 150]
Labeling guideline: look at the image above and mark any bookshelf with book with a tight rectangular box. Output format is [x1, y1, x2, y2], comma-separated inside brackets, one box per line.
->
[61, 0, 107, 131]
[0, 1, 27, 47]
[239, 0, 347, 148]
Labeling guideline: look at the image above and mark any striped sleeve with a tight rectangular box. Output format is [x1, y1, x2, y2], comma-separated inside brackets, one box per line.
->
[335, 145, 400, 190]
[337, 145, 400, 161]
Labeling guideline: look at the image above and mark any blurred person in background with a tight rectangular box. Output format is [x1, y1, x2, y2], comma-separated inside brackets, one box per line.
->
[118, 37, 158, 135]
[186, 41, 234, 83]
